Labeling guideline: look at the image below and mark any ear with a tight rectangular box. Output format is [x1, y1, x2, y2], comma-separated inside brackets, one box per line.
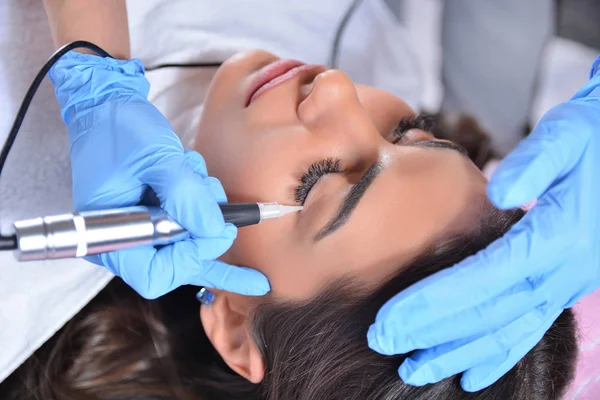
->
[200, 290, 265, 384]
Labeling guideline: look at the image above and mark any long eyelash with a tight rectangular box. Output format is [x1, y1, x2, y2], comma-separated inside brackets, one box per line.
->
[393, 114, 435, 143]
[294, 158, 342, 204]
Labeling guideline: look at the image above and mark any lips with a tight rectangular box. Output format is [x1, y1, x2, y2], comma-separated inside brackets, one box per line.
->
[246, 59, 320, 106]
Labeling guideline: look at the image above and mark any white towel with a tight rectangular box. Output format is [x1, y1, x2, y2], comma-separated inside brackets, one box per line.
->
[0, 0, 113, 383]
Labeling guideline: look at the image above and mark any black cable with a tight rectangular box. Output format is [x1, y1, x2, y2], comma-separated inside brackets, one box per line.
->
[328, 0, 364, 69]
[148, 1, 362, 72]
[0, 41, 222, 251]
[0, 41, 112, 181]
[146, 61, 222, 71]
[0, 41, 224, 252]
[2, 6, 360, 252]
[2, 8, 360, 184]
[0, 41, 114, 250]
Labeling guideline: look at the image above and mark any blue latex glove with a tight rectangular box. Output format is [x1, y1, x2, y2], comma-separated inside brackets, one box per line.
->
[48, 51, 269, 299]
[368, 56, 600, 391]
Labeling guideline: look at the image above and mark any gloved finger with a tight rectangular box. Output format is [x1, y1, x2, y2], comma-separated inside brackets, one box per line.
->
[204, 176, 228, 204]
[188, 223, 237, 259]
[167, 228, 269, 295]
[99, 245, 178, 299]
[460, 310, 562, 392]
[100, 226, 268, 298]
[184, 149, 228, 205]
[143, 155, 226, 237]
[368, 209, 571, 355]
[187, 260, 270, 295]
[183, 149, 209, 178]
[487, 103, 590, 209]
[397, 307, 561, 387]
[368, 274, 550, 354]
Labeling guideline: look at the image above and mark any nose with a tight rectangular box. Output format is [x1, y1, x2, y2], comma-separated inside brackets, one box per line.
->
[298, 70, 379, 147]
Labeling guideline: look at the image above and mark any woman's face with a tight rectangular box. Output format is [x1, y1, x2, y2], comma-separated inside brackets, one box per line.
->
[196, 50, 488, 300]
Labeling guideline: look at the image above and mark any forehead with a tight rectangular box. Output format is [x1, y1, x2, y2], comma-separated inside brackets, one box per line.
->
[271, 146, 487, 299]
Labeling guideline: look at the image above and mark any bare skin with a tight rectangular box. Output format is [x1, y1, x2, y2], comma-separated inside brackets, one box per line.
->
[196, 50, 488, 300]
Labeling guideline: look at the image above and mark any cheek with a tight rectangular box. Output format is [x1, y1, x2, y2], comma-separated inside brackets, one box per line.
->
[196, 117, 289, 207]
[197, 123, 303, 204]
[223, 214, 300, 291]
[195, 112, 261, 199]
[228, 225, 327, 300]
[196, 116, 241, 169]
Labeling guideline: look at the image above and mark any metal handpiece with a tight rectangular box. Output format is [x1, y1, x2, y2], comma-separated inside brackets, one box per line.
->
[13, 203, 302, 261]
[13, 207, 187, 261]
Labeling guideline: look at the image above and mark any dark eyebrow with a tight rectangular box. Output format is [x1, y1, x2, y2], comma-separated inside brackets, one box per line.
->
[313, 139, 465, 242]
[415, 140, 469, 157]
[314, 162, 383, 241]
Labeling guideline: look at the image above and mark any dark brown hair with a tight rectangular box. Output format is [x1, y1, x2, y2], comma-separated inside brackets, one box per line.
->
[2, 204, 576, 400]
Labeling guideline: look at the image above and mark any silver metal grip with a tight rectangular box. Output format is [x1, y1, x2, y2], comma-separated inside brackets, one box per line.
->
[13, 206, 188, 261]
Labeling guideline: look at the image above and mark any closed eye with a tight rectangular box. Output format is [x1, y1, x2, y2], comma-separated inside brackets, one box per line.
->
[294, 158, 343, 205]
[393, 114, 468, 156]
[392, 114, 436, 144]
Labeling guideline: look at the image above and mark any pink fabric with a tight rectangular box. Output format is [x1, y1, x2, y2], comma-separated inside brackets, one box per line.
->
[564, 289, 600, 399]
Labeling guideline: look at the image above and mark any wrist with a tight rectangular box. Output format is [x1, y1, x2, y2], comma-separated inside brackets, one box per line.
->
[43, 0, 130, 59]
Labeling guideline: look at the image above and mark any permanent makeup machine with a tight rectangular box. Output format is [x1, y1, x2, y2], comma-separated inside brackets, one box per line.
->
[0, 0, 362, 261]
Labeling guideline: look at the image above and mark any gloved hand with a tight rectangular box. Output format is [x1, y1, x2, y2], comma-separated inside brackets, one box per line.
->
[368, 56, 600, 391]
[49, 51, 269, 299]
